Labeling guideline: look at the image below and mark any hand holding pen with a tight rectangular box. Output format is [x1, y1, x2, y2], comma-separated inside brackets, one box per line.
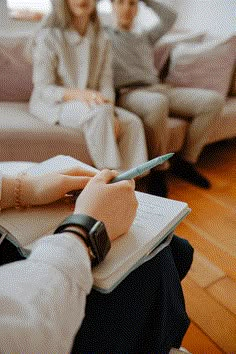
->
[68, 153, 174, 200]
[110, 153, 174, 183]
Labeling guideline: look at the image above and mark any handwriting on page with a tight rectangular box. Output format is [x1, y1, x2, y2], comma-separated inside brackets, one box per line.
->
[133, 200, 165, 233]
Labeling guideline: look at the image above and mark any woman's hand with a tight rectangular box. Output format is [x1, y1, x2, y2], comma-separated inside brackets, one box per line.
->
[20, 167, 96, 207]
[74, 170, 138, 241]
[64, 88, 112, 106]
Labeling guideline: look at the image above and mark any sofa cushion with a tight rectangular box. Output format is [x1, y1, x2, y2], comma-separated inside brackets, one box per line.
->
[154, 31, 206, 74]
[166, 35, 236, 97]
[0, 102, 189, 164]
[207, 97, 236, 144]
[0, 102, 92, 163]
[0, 36, 33, 101]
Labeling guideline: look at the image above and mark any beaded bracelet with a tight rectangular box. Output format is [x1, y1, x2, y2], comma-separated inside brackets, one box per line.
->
[14, 173, 28, 209]
[14, 176, 22, 209]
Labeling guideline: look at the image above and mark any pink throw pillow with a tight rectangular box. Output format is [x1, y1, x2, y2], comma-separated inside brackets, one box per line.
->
[0, 37, 33, 101]
[154, 31, 206, 73]
[166, 36, 236, 97]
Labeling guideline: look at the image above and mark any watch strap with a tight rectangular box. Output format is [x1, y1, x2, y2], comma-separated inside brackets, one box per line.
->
[54, 214, 98, 235]
[54, 214, 111, 267]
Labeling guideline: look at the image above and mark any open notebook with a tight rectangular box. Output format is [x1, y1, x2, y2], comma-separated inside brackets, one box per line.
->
[0, 155, 191, 293]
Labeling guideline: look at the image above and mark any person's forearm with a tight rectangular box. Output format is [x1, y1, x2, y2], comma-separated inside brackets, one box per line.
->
[143, 0, 177, 27]
[0, 234, 93, 353]
[1, 176, 16, 210]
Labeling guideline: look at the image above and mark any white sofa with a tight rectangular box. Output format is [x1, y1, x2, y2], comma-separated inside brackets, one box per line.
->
[0, 2, 235, 164]
[0, 29, 189, 163]
[0, 101, 188, 163]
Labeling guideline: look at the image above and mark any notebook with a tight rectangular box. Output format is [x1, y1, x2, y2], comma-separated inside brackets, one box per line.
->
[0, 155, 191, 293]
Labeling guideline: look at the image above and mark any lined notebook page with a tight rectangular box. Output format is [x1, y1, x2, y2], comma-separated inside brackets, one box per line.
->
[93, 192, 190, 287]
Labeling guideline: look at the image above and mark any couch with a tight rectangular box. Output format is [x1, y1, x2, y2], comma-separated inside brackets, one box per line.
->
[155, 31, 236, 144]
[0, 13, 235, 164]
[0, 33, 188, 163]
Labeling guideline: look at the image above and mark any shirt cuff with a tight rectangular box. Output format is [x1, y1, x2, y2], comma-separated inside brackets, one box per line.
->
[29, 234, 93, 294]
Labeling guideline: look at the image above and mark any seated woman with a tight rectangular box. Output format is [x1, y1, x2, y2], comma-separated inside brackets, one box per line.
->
[28, 0, 148, 173]
[0, 163, 193, 352]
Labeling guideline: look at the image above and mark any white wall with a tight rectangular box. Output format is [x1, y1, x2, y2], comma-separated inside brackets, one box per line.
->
[0, 0, 38, 35]
[1, 0, 235, 38]
[174, 0, 236, 38]
[99, 0, 236, 36]
[98, 0, 178, 29]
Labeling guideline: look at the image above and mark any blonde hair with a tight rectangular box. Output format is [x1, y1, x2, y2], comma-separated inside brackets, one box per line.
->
[26, 0, 100, 61]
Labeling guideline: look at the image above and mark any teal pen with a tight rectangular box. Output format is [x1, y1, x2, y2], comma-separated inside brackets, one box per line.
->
[110, 153, 175, 184]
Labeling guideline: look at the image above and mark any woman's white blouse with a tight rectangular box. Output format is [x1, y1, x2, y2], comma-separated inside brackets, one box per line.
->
[0, 229, 93, 352]
[30, 26, 115, 125]
[0, 171, 92, 352]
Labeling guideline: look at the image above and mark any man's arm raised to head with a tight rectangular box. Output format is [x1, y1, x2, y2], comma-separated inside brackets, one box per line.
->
[142, 0, 177, 45]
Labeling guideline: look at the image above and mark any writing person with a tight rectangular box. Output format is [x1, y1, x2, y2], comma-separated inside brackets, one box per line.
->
[0, 165, 193, 352]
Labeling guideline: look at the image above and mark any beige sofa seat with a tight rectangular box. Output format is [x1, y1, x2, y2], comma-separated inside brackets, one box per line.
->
[0, 102, 93, 163]
[207, 97, 236, 144]
[0, 102, 188, 163]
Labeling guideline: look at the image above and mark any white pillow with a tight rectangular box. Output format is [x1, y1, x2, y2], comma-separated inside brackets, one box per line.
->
[166, 35, 236, 97]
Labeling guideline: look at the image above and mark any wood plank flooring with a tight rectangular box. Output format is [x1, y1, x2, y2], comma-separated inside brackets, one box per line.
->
[168, 139, 236, 353]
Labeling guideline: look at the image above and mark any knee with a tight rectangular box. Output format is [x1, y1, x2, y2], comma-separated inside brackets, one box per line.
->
[147, 94, 169, 117]
[125, 110, 145, 129]
[205, 91, 225, 112]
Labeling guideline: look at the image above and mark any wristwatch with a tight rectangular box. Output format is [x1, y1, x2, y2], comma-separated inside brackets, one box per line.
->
[54, 214, 111, 267]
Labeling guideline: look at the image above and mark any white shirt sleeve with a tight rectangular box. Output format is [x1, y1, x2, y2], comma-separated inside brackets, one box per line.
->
[99, 39, 116, 104]
[0, 233, 93, 353]
[0, 171, 2, 212]
[32, 29, 66, 106]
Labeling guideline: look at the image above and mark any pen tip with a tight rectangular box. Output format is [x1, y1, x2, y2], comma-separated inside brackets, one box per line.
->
[165, 152, 175, 159]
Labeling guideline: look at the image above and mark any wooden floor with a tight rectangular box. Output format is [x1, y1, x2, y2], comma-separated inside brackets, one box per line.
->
[168, 139, 236, 353]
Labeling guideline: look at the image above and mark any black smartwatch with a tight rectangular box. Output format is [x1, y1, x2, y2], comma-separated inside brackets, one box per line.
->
[54, 214, 111, 267]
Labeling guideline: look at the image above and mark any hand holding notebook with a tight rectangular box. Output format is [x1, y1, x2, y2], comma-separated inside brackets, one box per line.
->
[0, 155, 191, 293]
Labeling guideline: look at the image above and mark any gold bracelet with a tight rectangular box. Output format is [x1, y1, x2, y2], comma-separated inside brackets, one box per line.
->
[14, 176, 22, 209]
[14, 173, 28, 209]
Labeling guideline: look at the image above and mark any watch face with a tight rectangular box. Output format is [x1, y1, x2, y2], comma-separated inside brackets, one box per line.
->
[89, 221, 111, 266]
[54, 215, 111, 267]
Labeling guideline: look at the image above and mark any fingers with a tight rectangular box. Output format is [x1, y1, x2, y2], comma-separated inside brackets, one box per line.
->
[105, 99, 114, 105]
[61, 167, 96, 177]
[94, 94, 105, 105]
[92, 169, 119, 183]
[64, 176, 92, 190]
[115, 178, 136, 190]
[92, 170, 136, 190]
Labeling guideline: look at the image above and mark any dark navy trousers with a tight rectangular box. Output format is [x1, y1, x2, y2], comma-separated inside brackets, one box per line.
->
[72, 235, 194, 353]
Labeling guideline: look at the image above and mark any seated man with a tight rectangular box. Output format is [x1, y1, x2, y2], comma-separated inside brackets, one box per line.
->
[0, 166, 193, 352]
[106, 0, 224, 196]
